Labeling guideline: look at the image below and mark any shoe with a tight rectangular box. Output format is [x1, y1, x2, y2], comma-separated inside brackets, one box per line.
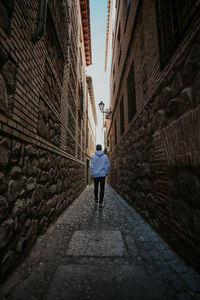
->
[99, 203, 104, 209]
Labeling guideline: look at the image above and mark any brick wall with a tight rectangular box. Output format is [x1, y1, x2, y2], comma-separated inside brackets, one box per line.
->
[0, 0, 87, 281]
[108, 0, 200, 273]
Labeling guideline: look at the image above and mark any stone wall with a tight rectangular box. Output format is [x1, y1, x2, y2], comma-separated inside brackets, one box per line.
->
[108, 22, 200, 272]
[0, 133, 85, 280]
[0, 0, 88, 281]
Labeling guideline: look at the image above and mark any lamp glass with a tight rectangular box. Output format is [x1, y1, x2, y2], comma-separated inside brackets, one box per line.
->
[98, 101, 105, 112]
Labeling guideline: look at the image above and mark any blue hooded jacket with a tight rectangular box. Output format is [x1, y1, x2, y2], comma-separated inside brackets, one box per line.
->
[90, 151, 110, 178]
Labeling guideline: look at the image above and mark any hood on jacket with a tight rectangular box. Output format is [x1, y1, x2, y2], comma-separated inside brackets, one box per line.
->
[95, 151, 104, 157]
[90, 150, 110, 178]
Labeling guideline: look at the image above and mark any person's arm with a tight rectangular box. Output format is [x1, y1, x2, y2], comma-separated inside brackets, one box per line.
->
[105, 156, 110, 176]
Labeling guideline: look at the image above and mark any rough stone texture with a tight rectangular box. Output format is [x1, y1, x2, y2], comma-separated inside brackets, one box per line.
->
[0, 74, 8, 112]
[66, 230, 127, 257]
[0, 196, 8, 221]
[178, 171, 200, 206]
[178, 88, 193, 117]
[26, 177, 37, 192]
[0, 138, 10, 167]
[7, 180, 24, 202]
[0, 0, 88, 283]
[0, 185, 200, 299]
[0, 39, 16, 116]
[9, 166, 22, 178]
[193, 210, 200, 233]
[182, 45, 200, 85]
[172, 200, 192, 230]
[0, 44, 8, 63]
[0, 172, 7, 193]
[108, 22, 200, 273]
[12, 199, 25, 217]
[2, 60, 16, 92]
[37, 99, 61, 147]
[0, 135, 85, 282]
[0, 218, 14, 250]
[0, 2, 9, 33]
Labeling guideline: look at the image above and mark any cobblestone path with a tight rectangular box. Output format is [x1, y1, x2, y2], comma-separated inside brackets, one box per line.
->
[1, 184, 200, 300]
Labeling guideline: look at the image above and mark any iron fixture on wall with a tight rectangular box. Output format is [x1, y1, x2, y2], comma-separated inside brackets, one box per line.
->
[98, 101, 112, 116]
[32, 0, 48, 43]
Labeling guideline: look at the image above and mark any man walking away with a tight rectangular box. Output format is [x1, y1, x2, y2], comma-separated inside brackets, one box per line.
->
[90, 144, 110, 209]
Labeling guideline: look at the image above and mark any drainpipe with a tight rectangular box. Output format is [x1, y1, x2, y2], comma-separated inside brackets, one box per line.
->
[32, 0, 48, 43]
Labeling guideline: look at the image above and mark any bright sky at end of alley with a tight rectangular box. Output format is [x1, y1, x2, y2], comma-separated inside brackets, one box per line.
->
[87, 0, 113, 146]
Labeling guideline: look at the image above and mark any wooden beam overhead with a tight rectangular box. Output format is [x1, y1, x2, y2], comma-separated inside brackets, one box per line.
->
[80, 0, 92, 66]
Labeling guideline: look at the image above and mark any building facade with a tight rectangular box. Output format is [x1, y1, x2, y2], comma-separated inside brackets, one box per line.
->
[0, 0, 92, 280]
[108, 0, 200, 272]
[86, 76, 97, 183]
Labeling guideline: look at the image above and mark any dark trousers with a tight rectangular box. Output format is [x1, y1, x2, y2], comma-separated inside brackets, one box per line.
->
[94, 177, 105, 203]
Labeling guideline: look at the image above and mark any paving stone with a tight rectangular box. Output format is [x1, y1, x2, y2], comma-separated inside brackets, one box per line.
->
[175, 292, 194, 300]
[139, 235, 150, 242]
[66, 230, 127, 257]
[181, 274, 200, 293]
[0, 184, 200, 300]
[148, 250, 161, 261]
[165, 277, 187, 293]
[161, 249, 178, 261]
[141, 241, 155, 251]
[168, 260, 189, 274]
[154, 260, 172, 274]
[155, 243, 170, 251]
[46, 264, 173, 300]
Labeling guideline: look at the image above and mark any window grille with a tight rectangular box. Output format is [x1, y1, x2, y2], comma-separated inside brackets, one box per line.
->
[118, 46, 122, 65]
[114, 119, 118, 145]
[120, 97, 125, 136]
[127, 62, 136, 123]
[79, 83, 84, 118]
[156, 0, 198, 66]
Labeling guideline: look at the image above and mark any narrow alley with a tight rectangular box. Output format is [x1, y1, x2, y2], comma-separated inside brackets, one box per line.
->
[0, 0, 200, 299]
[1, 184, 200, 299]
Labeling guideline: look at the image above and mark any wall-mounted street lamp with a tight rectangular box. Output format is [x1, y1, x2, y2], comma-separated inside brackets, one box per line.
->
[98, 101, 112, 116]
[98, 101, 111, 152]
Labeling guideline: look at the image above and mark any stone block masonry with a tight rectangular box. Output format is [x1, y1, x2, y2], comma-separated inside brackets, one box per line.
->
[108, 0, 200, 274]
[0, 0, 89, 282]
[109, 32, 200, 270]
[0, 185, 200, 299]
[0, 133, 85, 281]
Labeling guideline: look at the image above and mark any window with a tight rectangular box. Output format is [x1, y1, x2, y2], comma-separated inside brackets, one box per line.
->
[120, 98, 125, 136]
[117, 24, 121, 42]
[127, 62, 136, 123]
[86, 115, 88, 148]
[124, 0, 131, 32]
[124, 0, 131, 7]
[118, 46, 121, 65]
[113, 81, 116, 93]
[114, 119, 117, 146]
[78, 110, 81, 129]
[79, 48, 83, 66]
[113, 64, 115, 76]
[79, 83, 84, 117]
[117, 24, 121, 65]
[156, 0, 197, 66]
